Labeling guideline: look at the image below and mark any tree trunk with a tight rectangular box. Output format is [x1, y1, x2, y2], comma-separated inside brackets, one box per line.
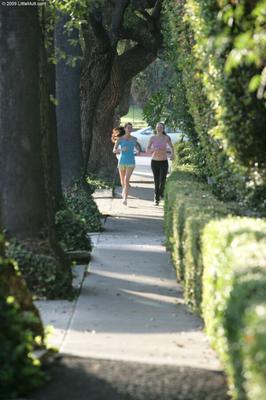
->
[87, 90, 117, 178]
[55, 13, 84, 188]
[39, 12, 73, 289]
[113, 79, 132, 127]
[0, 7, 47, 238]
[48, 51, 63, 208]
[80, 44, 114, 169]
[87, 47, 157, 178]
[0, 7, 72, 297]
[80, 1, 162, 177]
[80, 1, 127, 168]
[119, 79, 132, 117]
[41, 9, 63, 210]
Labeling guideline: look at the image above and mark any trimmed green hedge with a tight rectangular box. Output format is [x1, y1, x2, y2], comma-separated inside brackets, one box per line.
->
[165, 166, 228, 311]
[165, 167, 266, 399]
[202, 218, 266, 400]
[242, 304, 266, 400]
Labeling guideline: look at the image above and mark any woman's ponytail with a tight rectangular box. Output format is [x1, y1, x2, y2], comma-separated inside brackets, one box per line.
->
[111, 126, 125, 143]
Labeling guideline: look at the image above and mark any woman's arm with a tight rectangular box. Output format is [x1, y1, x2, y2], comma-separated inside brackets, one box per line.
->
[133, 137, 140, 155]
[113, 138, 120, 154]
[146, 136, 154, 152]
[168, 136, 175, 160]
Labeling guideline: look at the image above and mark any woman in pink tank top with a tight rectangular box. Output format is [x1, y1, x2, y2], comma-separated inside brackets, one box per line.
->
[147, 122, 174, 205]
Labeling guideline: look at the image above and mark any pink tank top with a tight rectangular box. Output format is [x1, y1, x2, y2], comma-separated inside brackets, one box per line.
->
[152, 136, 169, 150]
[150, 135, 171, 161]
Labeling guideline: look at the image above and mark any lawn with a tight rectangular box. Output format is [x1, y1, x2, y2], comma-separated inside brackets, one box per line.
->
[121, 106, 147, 130]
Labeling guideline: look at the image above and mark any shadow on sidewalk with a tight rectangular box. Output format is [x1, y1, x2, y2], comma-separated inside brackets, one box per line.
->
[29, 356, 230, 400]
[115, 185, 154, 202]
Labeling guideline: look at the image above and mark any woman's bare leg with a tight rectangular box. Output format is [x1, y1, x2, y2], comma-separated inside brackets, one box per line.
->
[118, 168, 126, 198]
[124, 167, 135, 200]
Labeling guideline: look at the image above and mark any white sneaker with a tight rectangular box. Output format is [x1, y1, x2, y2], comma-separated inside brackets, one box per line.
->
[122, 199, 127, 206]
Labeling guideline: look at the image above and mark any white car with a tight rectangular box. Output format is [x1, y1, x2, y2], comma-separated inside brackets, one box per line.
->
[133, 126, 188, 152]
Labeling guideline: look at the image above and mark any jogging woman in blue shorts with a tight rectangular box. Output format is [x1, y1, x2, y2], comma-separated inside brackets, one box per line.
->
[112, 123, 138, 205]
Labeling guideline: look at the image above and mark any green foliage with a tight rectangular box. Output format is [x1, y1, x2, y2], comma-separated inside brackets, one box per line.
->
[162, 0, 266, 213]
[123, 2, 140, 30]
[143, 91, 166, 128]
[220, 0, 266, 100]
[86, 174, 112, 191]
[165, 166, 266, 399]
[164, 166, 229, 311]
[55, 208, 92, 252]
[5, 240, 70, 299]
[64, 181, 102, 233]
[0, 242, 46, 399]
[132, 59, 173, 106]
[49, 0, 93, 29]
[0, 297, 45, 399]
[173, 142, 197, 167]
[120, 106, 146, 129]
[202, 218, 266, 399]
[242, 304, 266, 400]
[140, 59, 197, 136]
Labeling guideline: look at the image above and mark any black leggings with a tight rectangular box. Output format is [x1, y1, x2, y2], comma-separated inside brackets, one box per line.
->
[151, 159, 169, 202]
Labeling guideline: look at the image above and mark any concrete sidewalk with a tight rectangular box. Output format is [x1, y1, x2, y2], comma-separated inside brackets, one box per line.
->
[56, 158, 221, 370]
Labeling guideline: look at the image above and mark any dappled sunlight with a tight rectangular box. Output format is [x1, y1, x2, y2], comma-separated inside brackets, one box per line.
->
[59, 328, 219, 370]
[96, 243, 166, 252]
[91, 269, 179, 292]
[122, 288, 181, 305]
[111, 214, 164, 221]
[45, 149, 221, 374]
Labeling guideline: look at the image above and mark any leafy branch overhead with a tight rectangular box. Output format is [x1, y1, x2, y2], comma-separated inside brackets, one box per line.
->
[51, 0, 163, 51]
[87, 0, 163, 51]
[71, 0, 164, 175]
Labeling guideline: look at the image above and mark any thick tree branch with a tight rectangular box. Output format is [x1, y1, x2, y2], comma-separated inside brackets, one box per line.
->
[138, 9, 153, 23]
[119, 26, 147, 47]
[119, 14, 159, 50]
[131, 0, 157, 10]
[118, 0, 163, 49]
[89, 7, 110, 51]
[110, 0, 130, 45]
[152, 0, 163, 18]
[118, 44, 157, 81]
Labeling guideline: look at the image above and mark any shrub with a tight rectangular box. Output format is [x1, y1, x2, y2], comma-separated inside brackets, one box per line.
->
[55, 208, 92, 252]
[202, 218, 266, 399]
[86, 173, 112, 192]
[163, 0, 266, 213]
[173, 141, 196, 167]
[165, 166, 228, 311]
[6, 240, 72, 299]
[0, 236, 46, 398]
[165, 165, 266, 399]
[64, 181, 102, 233]
[242, 304, 266, 400]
